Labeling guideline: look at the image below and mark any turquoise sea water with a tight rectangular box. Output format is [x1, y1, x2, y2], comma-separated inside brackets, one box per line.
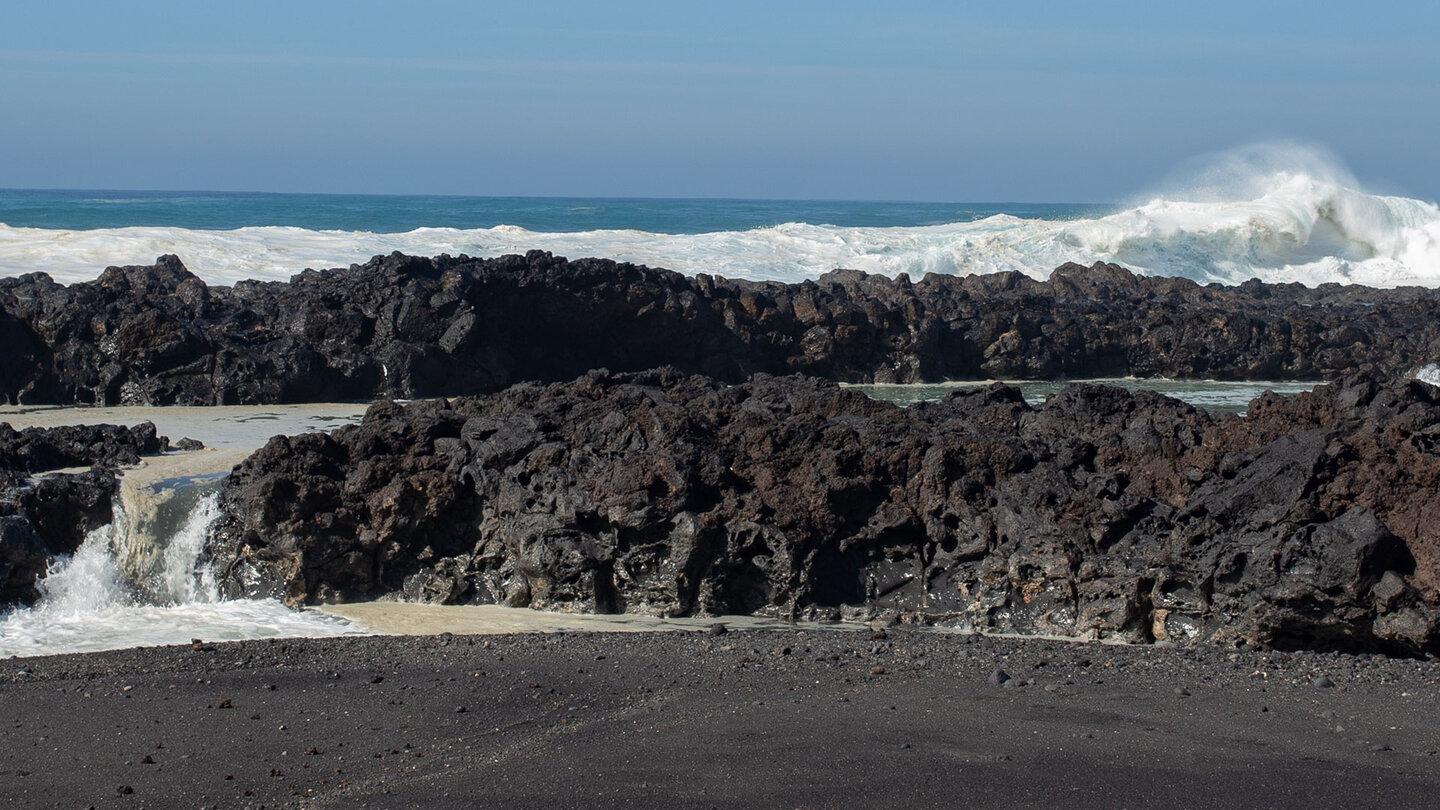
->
[0, 189, 1103, 234]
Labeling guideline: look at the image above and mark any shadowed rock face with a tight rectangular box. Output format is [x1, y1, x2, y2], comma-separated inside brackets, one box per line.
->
[4, 252, 1440, 405]
[0, 423, 169, 605]
[208, 369, 1440, 656]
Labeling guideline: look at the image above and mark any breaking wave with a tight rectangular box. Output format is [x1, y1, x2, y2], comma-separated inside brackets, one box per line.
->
[1, 145, 1436, 288]
[0, 491, 360, 658]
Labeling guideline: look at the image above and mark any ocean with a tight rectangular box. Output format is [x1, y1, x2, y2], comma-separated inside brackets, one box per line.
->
[2, 166, 1438, 288]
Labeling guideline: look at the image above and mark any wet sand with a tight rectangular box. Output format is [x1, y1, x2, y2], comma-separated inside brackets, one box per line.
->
[3, 629, 1437, 809]
[0, 403, 370, 453]
[319, 602, 841, 637]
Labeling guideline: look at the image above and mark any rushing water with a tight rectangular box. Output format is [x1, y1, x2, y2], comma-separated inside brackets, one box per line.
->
[0, 487, 361, 658]
[0, 405, 373, 658]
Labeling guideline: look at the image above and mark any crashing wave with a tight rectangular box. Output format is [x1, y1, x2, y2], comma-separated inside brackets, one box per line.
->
[1, 145, 1436, 289]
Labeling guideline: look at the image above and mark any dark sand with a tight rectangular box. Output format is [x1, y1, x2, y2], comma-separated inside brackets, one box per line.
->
[3, 629, 1438, 809]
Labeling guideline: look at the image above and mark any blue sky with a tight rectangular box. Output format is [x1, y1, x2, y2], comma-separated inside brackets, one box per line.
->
[2, 1, 1436, 201]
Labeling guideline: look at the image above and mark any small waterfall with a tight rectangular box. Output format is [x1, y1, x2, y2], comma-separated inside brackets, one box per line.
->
[111, 474, 226, 606]
[36, 489, 221, 612]
[0, 476, 361, 658]
[157, 491, 221, 604]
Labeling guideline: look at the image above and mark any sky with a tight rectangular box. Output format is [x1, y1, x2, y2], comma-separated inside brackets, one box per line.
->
[2, 1, 1437, 202]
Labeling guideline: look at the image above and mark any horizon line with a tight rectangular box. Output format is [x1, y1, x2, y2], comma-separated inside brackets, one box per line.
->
[0, 186, 1114, 208]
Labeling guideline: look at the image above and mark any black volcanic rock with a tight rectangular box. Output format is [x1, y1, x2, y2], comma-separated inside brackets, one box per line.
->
[3, 253, 1440, 405]
[207, 369, 1440, 656]
[0, 421, 168, 472]
[0, 423, 171, 605]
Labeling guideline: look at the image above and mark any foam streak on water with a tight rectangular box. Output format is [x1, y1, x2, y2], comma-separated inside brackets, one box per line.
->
[0, 493, 360, 658]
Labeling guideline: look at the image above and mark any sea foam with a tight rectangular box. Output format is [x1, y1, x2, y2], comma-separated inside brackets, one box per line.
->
[1, 146, 1436, 288]
[0, 492, 360, 658]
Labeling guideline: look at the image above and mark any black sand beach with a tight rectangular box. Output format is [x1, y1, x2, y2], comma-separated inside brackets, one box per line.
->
[4, 628, 1438, 808]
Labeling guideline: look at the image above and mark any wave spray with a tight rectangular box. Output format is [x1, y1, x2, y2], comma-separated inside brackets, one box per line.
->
[0, 485, 358, 657]
[0, 143, 1435, 288]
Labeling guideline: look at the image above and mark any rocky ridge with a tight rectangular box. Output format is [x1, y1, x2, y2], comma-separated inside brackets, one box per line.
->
[208, 369, 1440, 656]
[3, 253, 1440, 405]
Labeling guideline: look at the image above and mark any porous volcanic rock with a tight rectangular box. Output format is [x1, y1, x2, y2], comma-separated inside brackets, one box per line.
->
[0, 422, 168, 472]
[0, 423, 170, 605]
[4, 253, 1440, 405]
[208, 369, 1440, 656]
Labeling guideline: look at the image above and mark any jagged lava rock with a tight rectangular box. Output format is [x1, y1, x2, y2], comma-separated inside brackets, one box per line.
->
[0, 423, 171, 605]
[4, 253, 1440, 405]
[0, 422, 168, 472]
[208, 369, 1440, 656]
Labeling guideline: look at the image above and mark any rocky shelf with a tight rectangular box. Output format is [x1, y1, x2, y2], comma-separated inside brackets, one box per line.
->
[208, 368, 1440, 657]
[7, 252, 1440, 658]
[4, 252, 1440, 405]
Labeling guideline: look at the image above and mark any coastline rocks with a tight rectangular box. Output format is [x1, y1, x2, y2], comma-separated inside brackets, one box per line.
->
[0, 423, 170, 605]
[208, 369, 1440, 656]
[4, 252, 1440, 405]
[0, 422, 168, 472]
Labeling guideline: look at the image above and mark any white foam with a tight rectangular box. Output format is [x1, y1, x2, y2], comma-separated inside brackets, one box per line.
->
[1416, 364, 1440, 389]
[154, 491, 221, 605]
[1065, 174, 1440, 287]
[0, 598, 362, 658]
[0, 493, 361, 658]
[31, 506, 136, 614]
[2, 147, 1437, 288]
